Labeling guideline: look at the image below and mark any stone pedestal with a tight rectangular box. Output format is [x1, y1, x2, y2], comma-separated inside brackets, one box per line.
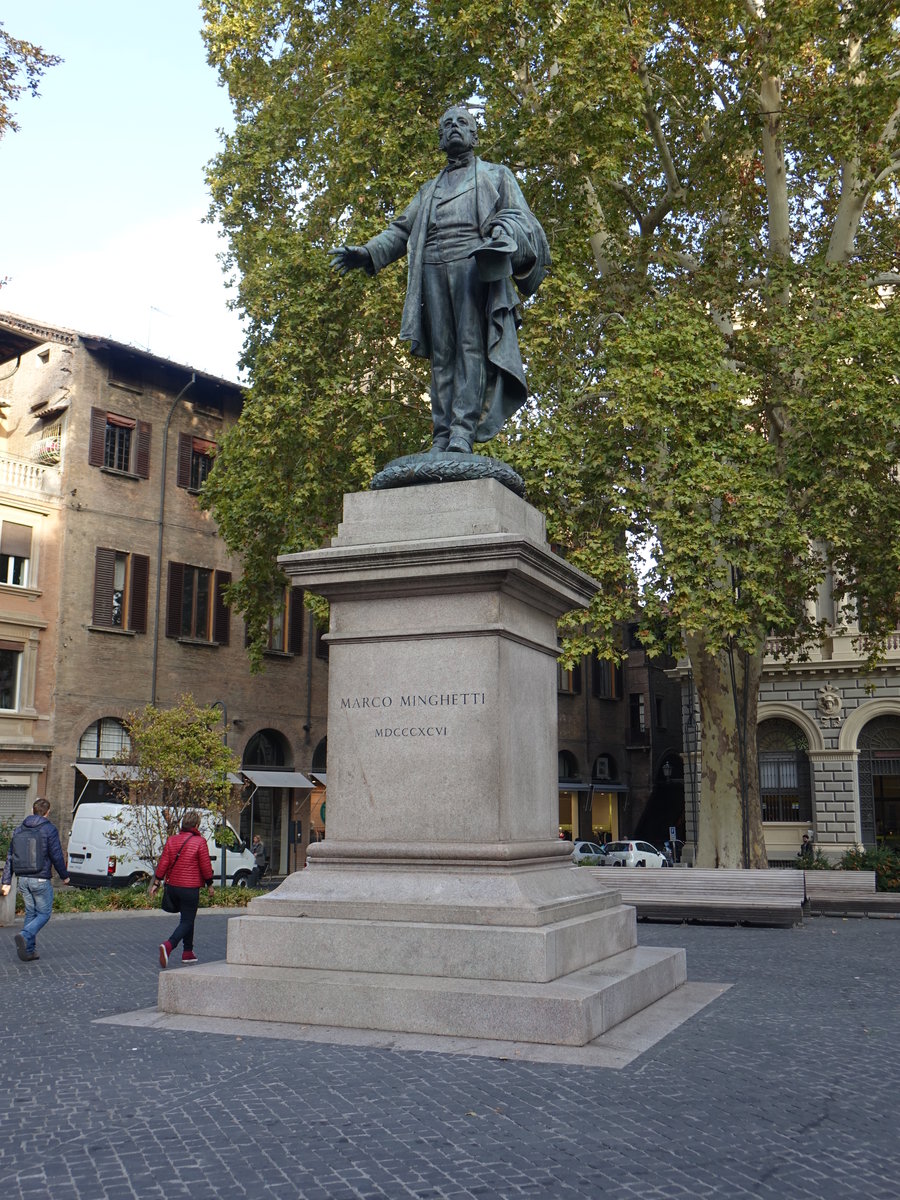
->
[159, 480, 686, 1045]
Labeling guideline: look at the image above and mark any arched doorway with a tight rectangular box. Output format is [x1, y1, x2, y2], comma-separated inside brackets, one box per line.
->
[857, 715, 900, 849]
[242, 729, 291, 873]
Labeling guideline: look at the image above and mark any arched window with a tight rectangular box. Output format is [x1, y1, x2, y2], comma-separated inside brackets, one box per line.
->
[592, 753, 617, 782]
[857, 715, 900, 848]
[558, 751, 579, 781]
[78, 717, 130, 760]
[757, 719, 812, 822]
[311, 737, 327, 772]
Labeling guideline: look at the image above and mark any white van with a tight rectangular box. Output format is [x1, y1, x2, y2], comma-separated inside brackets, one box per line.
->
[66, 802, 257, 888]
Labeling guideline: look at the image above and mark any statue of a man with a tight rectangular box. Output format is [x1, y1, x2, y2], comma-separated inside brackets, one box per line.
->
[330, 106, 550, 455]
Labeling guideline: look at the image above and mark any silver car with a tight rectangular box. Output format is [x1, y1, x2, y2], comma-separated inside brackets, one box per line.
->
[603, 840, 669, 867]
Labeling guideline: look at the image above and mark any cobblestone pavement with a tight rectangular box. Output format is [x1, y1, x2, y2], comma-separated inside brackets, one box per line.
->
[1, 910, 897, 1200]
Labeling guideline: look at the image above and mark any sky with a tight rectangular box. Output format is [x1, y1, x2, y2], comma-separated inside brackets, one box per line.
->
[0, 1, 245, 382]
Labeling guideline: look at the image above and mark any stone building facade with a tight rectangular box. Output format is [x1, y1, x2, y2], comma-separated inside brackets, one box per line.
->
[0, 313, 330, 874]
[677, 631, 900, 864]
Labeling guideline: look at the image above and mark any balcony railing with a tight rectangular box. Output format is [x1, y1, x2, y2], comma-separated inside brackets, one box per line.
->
[0, 450, 61, 496]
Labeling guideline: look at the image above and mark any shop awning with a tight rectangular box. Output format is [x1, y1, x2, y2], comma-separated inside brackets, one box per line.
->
[558, 781, 629, 793]
[310, 772, 326, 787]
[73, 763, 242, 785]
[74, 763, 141, 781]
[241, 769, 314, 789]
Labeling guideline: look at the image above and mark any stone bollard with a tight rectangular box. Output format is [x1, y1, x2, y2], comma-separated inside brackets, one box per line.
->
[0, 876, 17, 927]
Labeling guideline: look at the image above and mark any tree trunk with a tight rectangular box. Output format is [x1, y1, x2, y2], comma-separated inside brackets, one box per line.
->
[685, 633, 768, 869]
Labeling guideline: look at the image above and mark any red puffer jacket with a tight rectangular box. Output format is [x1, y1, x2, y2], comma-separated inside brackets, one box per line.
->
[154, 828, 213, 888]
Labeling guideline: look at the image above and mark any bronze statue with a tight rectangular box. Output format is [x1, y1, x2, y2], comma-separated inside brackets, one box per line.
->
[331, 107, 550, 455]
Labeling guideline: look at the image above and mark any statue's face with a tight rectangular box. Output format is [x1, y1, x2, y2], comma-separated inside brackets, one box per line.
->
[439, 108, 478, 154]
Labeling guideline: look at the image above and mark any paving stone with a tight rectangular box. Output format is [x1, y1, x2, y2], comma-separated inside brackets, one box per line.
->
[0, 911, 897, 1198]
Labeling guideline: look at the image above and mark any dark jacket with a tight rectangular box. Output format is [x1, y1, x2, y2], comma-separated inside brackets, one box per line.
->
[154, 828, 213, 889]
[1, 814, 69, 886]
[363, 157, 550, 442]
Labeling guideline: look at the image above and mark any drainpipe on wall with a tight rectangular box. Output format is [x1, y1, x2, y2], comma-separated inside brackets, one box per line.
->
[149, 373, 196, 705]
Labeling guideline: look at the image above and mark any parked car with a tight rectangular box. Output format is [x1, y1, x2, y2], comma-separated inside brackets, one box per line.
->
[603, 840, 669, 868]
[571, 840, 609, 864]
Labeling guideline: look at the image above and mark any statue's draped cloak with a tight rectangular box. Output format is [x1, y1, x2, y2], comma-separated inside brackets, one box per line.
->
[364, 159, 550, 443]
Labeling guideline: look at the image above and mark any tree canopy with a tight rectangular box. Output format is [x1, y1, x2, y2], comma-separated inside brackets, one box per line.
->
[200, 0, 900, 863]
[106, 695, 242, 866]
[0, 21, 60, 140]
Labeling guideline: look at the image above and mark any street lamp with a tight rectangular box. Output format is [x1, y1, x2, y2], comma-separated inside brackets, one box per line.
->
[211, 700, 228, 887]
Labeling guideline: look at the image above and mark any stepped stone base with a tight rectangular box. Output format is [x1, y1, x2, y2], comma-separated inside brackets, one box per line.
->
[159, 942, 686, 1047]
[157, 481, 692, 1048]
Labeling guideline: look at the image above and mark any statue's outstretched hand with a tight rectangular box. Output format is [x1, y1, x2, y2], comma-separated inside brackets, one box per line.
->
[329, 245, 372, 274]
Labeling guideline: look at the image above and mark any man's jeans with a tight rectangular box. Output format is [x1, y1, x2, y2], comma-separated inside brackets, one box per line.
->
[18, 877, 54, 952]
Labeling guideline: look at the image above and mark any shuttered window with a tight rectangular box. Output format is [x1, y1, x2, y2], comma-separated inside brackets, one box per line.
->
[166, 561, 230, 645]
[176, 433, 218, 491]
[89, 408, 151, 478]
[0, 521, 32, 587]
[92, 548, 150, 632]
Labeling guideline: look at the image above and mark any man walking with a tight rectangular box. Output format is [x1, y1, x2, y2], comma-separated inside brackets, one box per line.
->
[1, 798, 70, 961]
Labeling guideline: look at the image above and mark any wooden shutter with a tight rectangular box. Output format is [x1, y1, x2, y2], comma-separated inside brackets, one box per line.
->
[213, 571, 231, 646]
[128, 554, 150, 634]
[176, 433, 192, 489]
[288, 588, 305, 655]
[135, 420, 151, 478]
[165, 561, 184, 638]
[92, 548, 116, 626]
[88, 408, 107, 467]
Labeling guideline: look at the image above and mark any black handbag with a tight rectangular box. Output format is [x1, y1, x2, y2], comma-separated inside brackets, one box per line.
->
[159, 837, 189, 913]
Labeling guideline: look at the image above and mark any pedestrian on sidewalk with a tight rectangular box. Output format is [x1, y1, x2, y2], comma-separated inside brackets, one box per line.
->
[149, 811, 214, 968]
[250, 833, 267, 884]
[1, 798, 70, 962]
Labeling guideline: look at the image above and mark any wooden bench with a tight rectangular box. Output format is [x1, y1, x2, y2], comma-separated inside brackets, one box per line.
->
[587, 866, 807, 926]
[804, 870, 900, 915]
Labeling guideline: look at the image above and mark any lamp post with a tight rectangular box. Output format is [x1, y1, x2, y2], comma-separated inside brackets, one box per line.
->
[211, 700, 228, 888]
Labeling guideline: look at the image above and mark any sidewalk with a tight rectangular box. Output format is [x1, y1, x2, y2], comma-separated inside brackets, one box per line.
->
[1, 912, 897, 1199]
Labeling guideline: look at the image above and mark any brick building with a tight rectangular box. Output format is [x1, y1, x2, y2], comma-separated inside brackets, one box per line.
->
[0, 313, 329, 874]
[556, 626, 684, 849]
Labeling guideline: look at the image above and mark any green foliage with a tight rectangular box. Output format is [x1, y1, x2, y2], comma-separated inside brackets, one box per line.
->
[105, 695, 244, 866]
[14, 884, 267, 915]
[790, 848, 833, 870]
[0, 817, 14, 862]
[199, 3, 899, 864]
[840, 846, 900, 892]
[0, 22, 61, 138]
[200, 0, 900, 671]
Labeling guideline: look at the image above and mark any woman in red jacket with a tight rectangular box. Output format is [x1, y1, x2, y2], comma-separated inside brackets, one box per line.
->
[148, 811, 214, 967]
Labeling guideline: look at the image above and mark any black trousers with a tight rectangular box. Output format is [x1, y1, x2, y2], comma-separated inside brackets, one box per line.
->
[165, 885, 200, 951]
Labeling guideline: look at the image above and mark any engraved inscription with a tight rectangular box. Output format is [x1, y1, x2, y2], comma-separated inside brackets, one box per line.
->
[339, 690, 487, 738]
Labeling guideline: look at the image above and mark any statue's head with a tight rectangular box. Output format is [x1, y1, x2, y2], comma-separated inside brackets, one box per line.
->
[439, 106, 478, 154]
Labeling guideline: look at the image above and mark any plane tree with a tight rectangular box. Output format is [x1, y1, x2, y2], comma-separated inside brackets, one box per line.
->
[200, 0, 900, 865]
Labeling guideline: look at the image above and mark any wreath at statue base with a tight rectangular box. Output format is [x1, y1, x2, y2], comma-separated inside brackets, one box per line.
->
[370, 451, 525, 498]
